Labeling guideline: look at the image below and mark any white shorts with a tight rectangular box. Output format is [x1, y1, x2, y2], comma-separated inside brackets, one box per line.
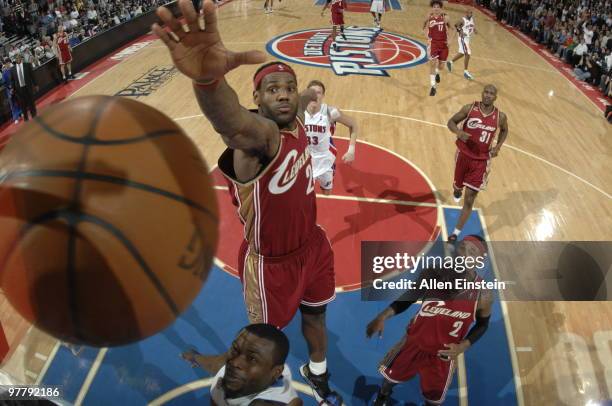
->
[316, 169, 334, 191]
[458, 36, 471, 55]
[370, 0, 385, 14]
[312, 150, 336, 191]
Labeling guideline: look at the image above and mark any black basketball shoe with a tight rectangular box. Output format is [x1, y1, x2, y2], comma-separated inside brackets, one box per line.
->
[300, 364, 343, 405]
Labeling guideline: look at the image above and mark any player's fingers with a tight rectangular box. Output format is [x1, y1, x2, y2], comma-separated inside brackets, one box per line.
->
[178, 0, 200, 33]
[228, 50, 267, 70]
[152, 23, 177, 51]
[157, 6, 186, 40]
[202, 0, 218, 33]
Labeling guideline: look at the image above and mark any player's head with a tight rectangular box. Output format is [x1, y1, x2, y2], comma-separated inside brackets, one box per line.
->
[430, 0, 443, 13]
[253, 62, 299, 129]
[466, 8, 473, 18]
[307, 80, 326, 106]
[222, 323, 290, 398]
[455, 234, 488, 273]
[481, 84, 498, 106]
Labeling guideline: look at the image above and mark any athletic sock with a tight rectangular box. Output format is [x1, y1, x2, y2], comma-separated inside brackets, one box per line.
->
[452, 228, 461, 236]
[309, 359, 327, 375]
[430, 75, 436, 87]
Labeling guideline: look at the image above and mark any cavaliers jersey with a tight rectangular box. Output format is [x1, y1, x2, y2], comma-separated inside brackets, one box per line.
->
[407, 278, 481, 353]
[461, 16, 475, 38]
[218, 117, 316, 257]
[456, 102, 500, 160]
[330, 0, 346, 14]
[428, 14, 448, 43]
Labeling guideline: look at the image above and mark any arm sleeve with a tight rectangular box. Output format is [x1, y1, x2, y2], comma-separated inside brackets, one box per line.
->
[390, 300, 415, 314]
[464, 314, 490, 345]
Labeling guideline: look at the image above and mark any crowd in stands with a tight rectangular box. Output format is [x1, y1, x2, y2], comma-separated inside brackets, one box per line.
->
[477, 0, 612, 100]
[0, 0, 167, 68]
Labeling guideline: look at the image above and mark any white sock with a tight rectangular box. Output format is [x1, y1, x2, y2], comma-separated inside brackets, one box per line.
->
[464, 69, 469, 73]
[309, 359, 327, 375]
[430, 75, 436, 87]
[435, 67, 439, 74]
[453, 228, 461, 236]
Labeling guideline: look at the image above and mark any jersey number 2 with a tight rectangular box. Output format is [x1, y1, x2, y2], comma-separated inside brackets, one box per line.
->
[449, 321, 463, 337]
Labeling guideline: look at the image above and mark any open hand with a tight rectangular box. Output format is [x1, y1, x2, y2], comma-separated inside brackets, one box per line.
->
[456, 131, 470, 142]
[152, 0, 266, 82]
[437, 342, 469, 361]
[366, 316, 385, 338]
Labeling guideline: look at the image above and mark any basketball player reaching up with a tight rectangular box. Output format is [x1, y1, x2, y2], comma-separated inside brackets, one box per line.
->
[153, 1, 342, 404]
[423, 0, 452, 96]
[447, 9, 477, 80]
[304, 80, 358, 195]
[447, 84, 508, 242]
[366, 235, 493, 406]
[321, 0, 347, 52]
[181, 324, 302, 405]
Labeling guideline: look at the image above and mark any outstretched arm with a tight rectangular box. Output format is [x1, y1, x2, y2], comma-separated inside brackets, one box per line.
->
[447, 104, 472, 142]
[321, 0, 330, 15]
[152, 0, 278, 156]
[181, 349, 227, 375]
[333, 109, 358, 162]
[490, 112, 509, 157]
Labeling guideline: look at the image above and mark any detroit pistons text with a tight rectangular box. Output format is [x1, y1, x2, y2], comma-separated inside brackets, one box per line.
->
[303, 27, 389, 76]
[372, 278, 506, 291]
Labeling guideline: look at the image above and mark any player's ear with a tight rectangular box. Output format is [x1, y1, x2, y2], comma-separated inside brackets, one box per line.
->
[253, 89, 260, 106]
[271, 364, 284, 380]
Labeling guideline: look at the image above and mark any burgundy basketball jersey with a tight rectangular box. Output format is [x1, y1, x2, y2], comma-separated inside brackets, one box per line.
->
[219, 118, 317, 257]
[428, 14, 448, 43]
[330, 0, 346, 14]
[456, 102, 500, 160]
[406, 282, 480, 353]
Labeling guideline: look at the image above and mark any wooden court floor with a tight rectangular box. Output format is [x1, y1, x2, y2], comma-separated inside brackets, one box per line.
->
[1, 0, 611, 404]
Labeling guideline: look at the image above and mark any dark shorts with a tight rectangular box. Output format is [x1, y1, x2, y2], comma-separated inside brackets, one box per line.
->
[453, 150, 491, 191]
[379, 335, 456, 404]
[238, 226, 335, 328]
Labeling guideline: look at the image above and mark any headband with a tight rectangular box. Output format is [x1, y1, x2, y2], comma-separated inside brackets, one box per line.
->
[462, 235, 487, 256]
[253, 63, 296, 90]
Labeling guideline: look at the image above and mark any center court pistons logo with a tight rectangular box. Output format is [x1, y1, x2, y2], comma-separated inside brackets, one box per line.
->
[266, 27, 428, 76]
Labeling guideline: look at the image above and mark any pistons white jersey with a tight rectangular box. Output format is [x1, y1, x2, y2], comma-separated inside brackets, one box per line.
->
[211, 365, 298, 405]
[305, 103, 339, 155]
[461, 16, 475, 37]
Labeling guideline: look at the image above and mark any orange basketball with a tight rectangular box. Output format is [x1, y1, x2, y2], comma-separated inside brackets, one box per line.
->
[0, 96, 218, 347]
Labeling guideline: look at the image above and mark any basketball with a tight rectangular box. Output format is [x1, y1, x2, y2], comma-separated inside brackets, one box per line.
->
[0, 96, 218, 347]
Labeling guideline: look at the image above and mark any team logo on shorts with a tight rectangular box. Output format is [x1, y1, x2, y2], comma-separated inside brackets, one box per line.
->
[266, 27, 428, 76]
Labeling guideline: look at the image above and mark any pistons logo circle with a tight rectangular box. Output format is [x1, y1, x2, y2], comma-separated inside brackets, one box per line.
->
[266, 27, 428, 76]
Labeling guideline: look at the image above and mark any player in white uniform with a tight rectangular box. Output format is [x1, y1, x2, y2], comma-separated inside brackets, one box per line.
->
[304, 80, 358, 195]
[181, 324, 302, 406]
[370, 0, 385, 29]
[447, 9, 477, 80]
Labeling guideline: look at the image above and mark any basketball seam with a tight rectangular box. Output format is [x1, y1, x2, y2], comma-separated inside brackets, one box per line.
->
[33, 116, 181, 145]
[1, 169, 218, 222]
[14, 209, 182, 322]
[67, 97, 115, 341]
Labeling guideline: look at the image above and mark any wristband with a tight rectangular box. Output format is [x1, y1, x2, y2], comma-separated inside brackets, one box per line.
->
[347, 144, 355, 155]
[194, 78, 221, 90]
